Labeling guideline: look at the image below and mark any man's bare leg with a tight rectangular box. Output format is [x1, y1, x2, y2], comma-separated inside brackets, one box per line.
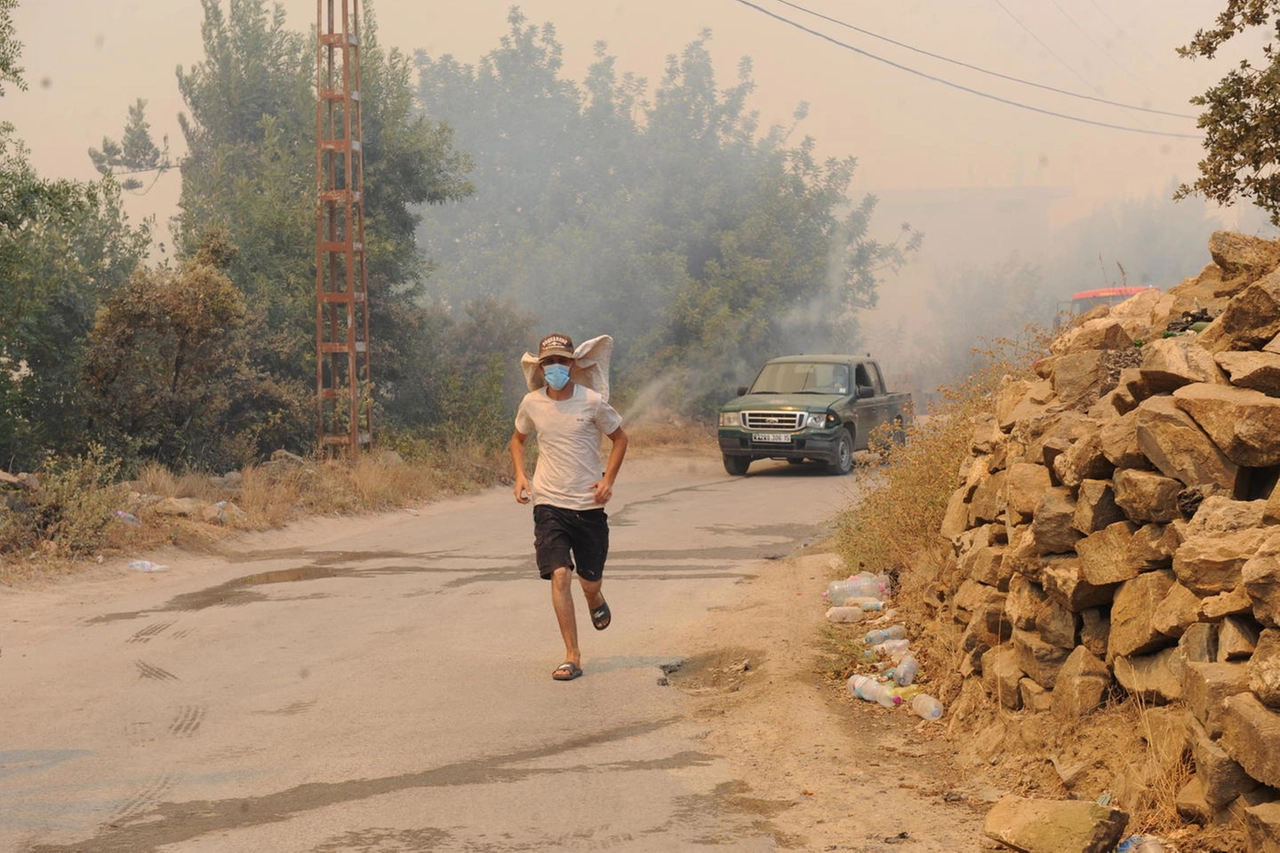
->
[550, 566, 580, 667]
[580, 576, 605, 625]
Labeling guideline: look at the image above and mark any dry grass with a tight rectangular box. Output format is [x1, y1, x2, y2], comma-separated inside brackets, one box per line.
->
[0, 422, 710, 586]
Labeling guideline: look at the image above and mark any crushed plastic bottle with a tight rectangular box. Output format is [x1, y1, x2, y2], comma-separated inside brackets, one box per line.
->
[825, 606, 866, 624]
[873, 638, 912, 658]
[894, 654, 919, 686]
[864, 624, 907, 645]
[848, 674, 901, 708]
[128, 560, 169, 572]
[114, 510, 141, 526]
[826, 574, 885, 605]
[1117, 836, 1165, 853]
[910, 693, 943, 720]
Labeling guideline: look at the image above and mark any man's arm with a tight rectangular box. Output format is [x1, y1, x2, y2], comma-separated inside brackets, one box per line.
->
[591, 426, 628, 505]
[510, 430, 532, 504]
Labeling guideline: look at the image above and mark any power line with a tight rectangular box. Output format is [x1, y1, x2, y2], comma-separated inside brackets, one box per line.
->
[991, 0, 1103, 95]
[1043, 0, 1159, 98]
[730, 0, 1201, 139]
[770, 0, 1194, 119]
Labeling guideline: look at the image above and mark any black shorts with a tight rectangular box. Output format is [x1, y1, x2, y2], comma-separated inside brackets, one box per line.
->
[532, 505, 609, 582]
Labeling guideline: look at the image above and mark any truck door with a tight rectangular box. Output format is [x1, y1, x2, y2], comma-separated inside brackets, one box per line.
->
[854, 362, 889, 447]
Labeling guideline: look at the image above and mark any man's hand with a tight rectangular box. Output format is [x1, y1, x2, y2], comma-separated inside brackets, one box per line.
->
[513, 475, 532, 504]
[591, 479, 614, 505]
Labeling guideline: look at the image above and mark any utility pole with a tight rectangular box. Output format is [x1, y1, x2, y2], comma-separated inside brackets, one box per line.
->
[315, 0, 371, 454]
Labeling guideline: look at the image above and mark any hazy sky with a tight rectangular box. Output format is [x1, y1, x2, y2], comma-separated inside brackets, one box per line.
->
[4, 0, 1259, 238]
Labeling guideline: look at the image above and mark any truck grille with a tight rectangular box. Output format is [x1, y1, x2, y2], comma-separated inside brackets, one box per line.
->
[742, 411, 805, 430]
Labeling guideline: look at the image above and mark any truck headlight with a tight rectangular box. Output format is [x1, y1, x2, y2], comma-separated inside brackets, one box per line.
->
[805, 412, 835, 428]
[719, 412, 742, 427]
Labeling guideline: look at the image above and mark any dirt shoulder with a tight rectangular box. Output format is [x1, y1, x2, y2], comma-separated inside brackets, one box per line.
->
[669, 547, 1008, 852]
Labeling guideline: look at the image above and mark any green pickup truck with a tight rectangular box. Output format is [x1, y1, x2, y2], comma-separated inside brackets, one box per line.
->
[717, 355, 913, 476]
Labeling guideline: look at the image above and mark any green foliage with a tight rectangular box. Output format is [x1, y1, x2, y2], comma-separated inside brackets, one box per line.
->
[831, 329, 1051, 576]
[79, 246, 296, 472]
[0, 0, 23, 97]
[89, 99, 170, 192]
[0, 444, 123, 555]
[415, 10, 918, 417]
[1177, 1, 1280, 223]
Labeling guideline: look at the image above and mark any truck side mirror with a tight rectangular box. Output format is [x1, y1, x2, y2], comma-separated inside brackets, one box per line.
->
[736, 385, 749, 397]
[857, 384, 875, 399]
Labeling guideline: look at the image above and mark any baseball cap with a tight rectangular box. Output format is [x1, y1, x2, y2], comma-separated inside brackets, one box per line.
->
[537, 333, 576, 362]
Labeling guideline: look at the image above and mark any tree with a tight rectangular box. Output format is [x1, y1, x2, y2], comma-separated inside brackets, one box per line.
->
[0, 1, 151, 471]
[414, 12, 918, 415]
[1177, 2, 1280, 223]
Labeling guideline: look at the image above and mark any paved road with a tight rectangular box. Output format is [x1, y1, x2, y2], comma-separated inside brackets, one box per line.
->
[0, 454, 870, 852]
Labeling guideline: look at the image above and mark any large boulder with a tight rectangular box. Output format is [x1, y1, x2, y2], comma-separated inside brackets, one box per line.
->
[1174, 382, 1280, 467]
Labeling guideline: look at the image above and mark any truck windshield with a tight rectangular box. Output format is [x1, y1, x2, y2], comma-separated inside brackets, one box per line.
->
[748, 362, 848, 395]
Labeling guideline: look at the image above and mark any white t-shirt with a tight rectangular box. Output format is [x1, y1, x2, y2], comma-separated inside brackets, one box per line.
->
[514, 384, 623, 510]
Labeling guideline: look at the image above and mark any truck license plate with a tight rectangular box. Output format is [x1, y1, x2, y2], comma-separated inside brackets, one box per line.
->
[754, 433, 791, 443]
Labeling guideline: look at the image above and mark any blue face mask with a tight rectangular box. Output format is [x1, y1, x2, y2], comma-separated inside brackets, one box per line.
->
[543, 363, 571, 390]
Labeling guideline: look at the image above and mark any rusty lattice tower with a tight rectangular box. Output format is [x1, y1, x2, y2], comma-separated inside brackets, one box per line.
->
[315, 0, 371, 453]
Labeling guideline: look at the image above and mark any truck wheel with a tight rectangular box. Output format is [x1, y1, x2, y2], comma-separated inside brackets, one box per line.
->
[723, 455, 751, 476]
[828, 430, 854, 475]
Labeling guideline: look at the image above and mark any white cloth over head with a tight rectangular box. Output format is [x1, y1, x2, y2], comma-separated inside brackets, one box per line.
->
[520, 334, 613, 402]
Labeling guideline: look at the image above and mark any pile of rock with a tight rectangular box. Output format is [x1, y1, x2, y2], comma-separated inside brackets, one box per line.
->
[937, 231, 1280, 849]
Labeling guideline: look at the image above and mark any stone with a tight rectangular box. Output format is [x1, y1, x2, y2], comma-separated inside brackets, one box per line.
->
[1174, 382, 1280, 467]
[1014, 627, 1072, 690]
[1006, 462, 1053, 522]
[959, 543, 1009, 590]
[1072, 479, 1126, 534]
[1007, 574, 1049, 631]
[982, 645, 1024, 710]
[1112, 468, 1184, 524]
[1080, 608, 1110, 659]
[1020, 677, 1054, 713]
[1175, 528, 1272, 596]
[153, 497, 202, 518]
[1138, 335, 1227, 393]
[1076, 522, 1140, 586]
[1052, 432, 1115, 490]
[1109, 570, 1177, 661]
[1217, 350, 1280, 397]
[1184, 661, 1251, 738]
[1191, 716, 1260, 809]
[1251, 629, 1280, 710]
[1222, 692, 1280, 790]
[1244, 801, 1280, 852]
[982, 795, 1128, 853]
[1179, 622, 1219, 665]
[1097, 410, 1148, 469]
[1208, 230, 1280, 277]
[1127, 523, 1179, 572]
[1134, 394, 1239, 491]
[1244, 531, 1280, 628]
[1197, 269, 1280, 353]
[1039, 597, 1079, 649]
[1218, 614, 1261, 660]
[1042, 556, 1119, 613]
[1114, 647, 1184, 705]
[1151, 582, 1203, 639]
[1051, 646, 1111, 718]
[1052, 350, 1112, 407]
[1186, 495, 1269, 536]
[1031, 487, 1083, 555]
[968, 468, 1007, 527]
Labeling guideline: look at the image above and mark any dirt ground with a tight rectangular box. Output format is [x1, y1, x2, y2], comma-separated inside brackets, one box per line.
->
[667, 547, 1011, 852]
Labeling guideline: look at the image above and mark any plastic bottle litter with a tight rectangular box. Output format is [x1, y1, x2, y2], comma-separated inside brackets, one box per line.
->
[910, 693, 944, 720]
[842, 596, 886, 611]
[114, 510, 141, 526]
[863, 624, 907, 645]
[874, 638, 912, 658]
[825, 606, 866, 624]
[848, 674, 901, 708]
[1117, 836, 1165, 853]
[894, 654, 919, 686]
[128, 560, 169, 572]
[889, 683, 923, 703]
[826, 574, 885, 605]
